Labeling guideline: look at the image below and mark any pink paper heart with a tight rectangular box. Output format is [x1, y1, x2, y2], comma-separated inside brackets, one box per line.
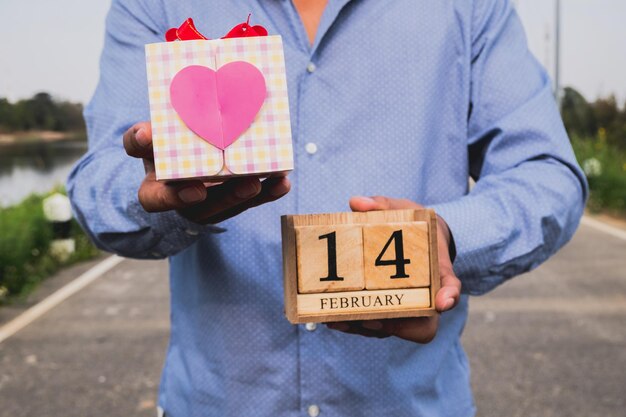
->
[169, 62, 266, 150]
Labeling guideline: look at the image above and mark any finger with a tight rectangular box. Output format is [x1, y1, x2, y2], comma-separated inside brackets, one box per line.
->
[349, 196, 423, 212]
[434, 218, 462, 312]
[178, 177, 263, 223]
[365, 316, 439, 344]
[123, 122, 153, 159]
[202, 176, 291, 224]
[143, 158, 155, 175]
[138, 171, 207, 212]
[434, 268, 461, 312]
[435, 246, 460, 311]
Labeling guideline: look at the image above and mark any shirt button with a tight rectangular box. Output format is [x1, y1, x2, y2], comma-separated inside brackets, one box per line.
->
[305, 322, 317, 332]
[306, 62, 316, 73]
[305, 142, 318, 155]
[307, 404, 320, 417]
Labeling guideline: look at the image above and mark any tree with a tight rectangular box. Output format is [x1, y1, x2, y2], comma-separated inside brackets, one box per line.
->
[0, 98, 17, 132]
[0, 93, 85, 133]
[560, 87, 596, 138]
[593, 95, 619, 131]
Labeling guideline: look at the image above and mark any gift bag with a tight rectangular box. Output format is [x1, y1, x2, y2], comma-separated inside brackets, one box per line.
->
[145, 32, 293, 181]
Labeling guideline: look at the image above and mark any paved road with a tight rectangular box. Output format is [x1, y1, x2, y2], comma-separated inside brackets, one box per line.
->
[0, 221, 624, 417]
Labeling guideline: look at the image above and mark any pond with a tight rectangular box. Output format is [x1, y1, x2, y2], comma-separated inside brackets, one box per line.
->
[0, 139, 88, 207]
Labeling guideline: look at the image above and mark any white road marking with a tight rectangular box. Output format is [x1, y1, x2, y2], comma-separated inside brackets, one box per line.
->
[581, 215, 626, 242]
[0, 255, 125, 344]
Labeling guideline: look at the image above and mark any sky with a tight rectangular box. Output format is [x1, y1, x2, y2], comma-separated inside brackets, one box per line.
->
[0, 0, 625, 104]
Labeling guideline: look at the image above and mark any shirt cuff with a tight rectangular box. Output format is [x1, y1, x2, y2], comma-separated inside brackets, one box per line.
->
[429, 195, 508, 293]
[130, 201, 226, 258]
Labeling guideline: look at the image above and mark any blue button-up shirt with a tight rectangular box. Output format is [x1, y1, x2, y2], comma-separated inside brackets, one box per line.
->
[68, 1, 587, 416]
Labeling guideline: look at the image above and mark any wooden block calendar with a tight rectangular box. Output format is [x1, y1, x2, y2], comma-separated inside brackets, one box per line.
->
[281, 209, 440, 324]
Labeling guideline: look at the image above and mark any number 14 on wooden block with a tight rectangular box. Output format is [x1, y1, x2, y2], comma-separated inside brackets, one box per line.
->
[281, 209, 440, 324]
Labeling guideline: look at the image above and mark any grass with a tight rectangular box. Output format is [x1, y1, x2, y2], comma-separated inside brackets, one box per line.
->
[571, 135, 626, 216]
[0, 188, 100, 304]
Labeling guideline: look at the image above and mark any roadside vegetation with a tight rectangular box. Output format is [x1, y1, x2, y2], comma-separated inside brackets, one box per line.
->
[572, 135, 626, 214]
[0, 188, 100, 304]
[561, 88, 626, 216]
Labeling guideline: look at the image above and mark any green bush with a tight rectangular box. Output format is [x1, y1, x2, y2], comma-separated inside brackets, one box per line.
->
[0, 189, 100, 303]
[571, 135, 626, 214]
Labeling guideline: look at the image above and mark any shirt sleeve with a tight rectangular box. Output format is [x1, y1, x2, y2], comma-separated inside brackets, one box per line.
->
[67, 0, 220, 259]
[430, 0, 588, 295]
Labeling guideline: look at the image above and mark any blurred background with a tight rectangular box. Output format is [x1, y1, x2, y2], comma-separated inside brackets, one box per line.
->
[0, 1, 624, 416]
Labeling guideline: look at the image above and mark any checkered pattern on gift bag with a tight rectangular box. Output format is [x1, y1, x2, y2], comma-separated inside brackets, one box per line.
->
[145, 36, 293, 181]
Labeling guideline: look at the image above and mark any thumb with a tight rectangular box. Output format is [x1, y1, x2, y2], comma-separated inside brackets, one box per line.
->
[349, 196, 424, 212]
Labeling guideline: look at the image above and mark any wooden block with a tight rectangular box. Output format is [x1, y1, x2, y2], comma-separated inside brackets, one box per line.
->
[363, 222, 431, 290]
[295, 225, 365, 294]
[297, 288, 431, 317]
[281, 215, 299, 323]
[281, 209, 440, 324]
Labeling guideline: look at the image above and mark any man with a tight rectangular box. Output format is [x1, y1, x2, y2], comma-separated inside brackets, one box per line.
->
[68, 0, 587, 416]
